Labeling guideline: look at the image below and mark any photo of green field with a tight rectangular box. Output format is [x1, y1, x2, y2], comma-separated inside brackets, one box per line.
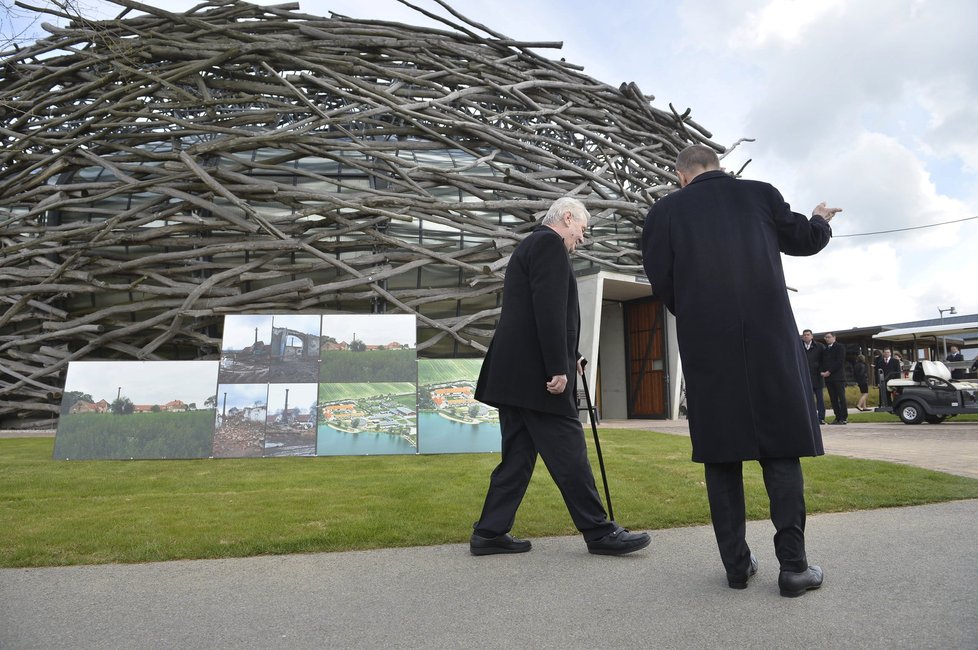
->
[320, 348, 417, 383]
[54, 410, 215, 460]
[417, 357, 483, 384]
[318, 383, 416, 402]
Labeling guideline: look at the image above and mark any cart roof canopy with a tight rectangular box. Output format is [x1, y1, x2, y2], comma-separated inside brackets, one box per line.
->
[873, 322, 978, 342]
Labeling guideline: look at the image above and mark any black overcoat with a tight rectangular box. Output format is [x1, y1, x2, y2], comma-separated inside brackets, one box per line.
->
[476, 226, 580, 417]
[820, 342, 846, 382]
[803, 341, 825, 388]
[642, 170, 831, 463]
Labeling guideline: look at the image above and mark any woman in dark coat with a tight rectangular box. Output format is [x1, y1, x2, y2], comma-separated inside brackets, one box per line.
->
[642, 144, 841, 597]
[854, 354, 870, 411]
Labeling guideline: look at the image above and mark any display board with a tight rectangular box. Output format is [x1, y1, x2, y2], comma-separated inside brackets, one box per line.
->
[54, 314, 499, 460]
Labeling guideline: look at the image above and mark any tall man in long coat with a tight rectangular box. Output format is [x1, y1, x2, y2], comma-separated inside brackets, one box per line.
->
[820, 332, 848, 424]
[802, 329, 826, 423]
[472, 197, 651, 557]
[642, 145, 841, 597]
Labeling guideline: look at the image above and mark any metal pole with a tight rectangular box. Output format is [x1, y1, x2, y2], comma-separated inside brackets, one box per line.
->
[580, 358, 614, 522]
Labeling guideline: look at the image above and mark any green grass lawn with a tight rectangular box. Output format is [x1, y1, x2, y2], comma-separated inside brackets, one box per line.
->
[2, 429, 977, 568]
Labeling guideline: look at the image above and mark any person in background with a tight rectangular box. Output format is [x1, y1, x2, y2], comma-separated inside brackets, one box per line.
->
[874, 348, 901, 384]
[802, 329, 826, 424]
[642, 144, 839, 597]
[854, 354, 870, 411]
[471, 196, 651, 558]
[946, 346, 965, 379]
[820, 333, 847, 424]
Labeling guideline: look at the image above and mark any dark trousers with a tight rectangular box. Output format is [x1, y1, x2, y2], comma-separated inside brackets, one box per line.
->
[474, 405, 613, 541]
[826, 380, 847, 421]
[704, 458, 808, 574]
[811, 376, 826, 421]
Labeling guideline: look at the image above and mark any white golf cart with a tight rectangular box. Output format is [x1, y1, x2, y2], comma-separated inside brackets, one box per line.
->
[873, 322, 978, 424]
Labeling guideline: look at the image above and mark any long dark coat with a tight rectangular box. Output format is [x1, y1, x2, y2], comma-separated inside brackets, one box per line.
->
[476, 226, 580, 417]
[803, 340, 825, 389]
[642, 170, 831, 463]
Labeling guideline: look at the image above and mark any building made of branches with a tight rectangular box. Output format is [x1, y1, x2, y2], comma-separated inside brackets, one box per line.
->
[0, 0, 724, 427]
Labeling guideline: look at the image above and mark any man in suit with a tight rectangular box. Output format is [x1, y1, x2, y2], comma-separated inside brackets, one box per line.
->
[874, 348, 901, 383]
[802, 329, 826, 424]
[946, 346, 966, 379]
[642, 144, 839, 597]
[471, 196, 651, 557]
[820, 332, 848, 424]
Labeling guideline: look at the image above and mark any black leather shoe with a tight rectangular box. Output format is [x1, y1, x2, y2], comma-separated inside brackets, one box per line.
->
[470, 532, 531, 556]
[819, 420, 827, 425]
[779, 565, 824, 597]
[727, 553, 758, 589]
[586, 525, 651, 556]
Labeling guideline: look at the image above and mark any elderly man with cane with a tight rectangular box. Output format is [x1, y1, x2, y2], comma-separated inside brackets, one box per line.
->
[470, 196, 651, 556]
[643, 145, 840, 596]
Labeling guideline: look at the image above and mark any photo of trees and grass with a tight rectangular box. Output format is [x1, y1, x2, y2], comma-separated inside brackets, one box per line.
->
[53, 361, 218, 460]
[320, 314, 416, 383]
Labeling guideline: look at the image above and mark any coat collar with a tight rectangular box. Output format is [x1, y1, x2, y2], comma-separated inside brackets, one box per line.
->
[686, 169, 729, 187]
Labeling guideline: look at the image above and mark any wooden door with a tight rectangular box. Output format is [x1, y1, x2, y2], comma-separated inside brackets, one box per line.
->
[624, 297, 667, 418]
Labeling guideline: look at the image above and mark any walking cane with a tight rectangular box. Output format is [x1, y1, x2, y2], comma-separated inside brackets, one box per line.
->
[580, 358, 614, 521]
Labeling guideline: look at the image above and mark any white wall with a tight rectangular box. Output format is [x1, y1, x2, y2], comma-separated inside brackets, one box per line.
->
[598, 302, 628, 419]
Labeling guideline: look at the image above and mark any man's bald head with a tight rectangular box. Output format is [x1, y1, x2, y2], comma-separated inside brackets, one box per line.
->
[675, 145, 720, 187]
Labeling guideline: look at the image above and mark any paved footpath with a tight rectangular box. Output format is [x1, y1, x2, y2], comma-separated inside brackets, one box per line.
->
[2, 500, 976, 649]
[2, 420, 977, 649]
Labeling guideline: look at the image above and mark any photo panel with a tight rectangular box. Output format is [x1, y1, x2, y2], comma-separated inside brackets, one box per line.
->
[417, 358, 500, 454]
[219, 314, 273, 384]
[213, 383, 268, 458]
[320, 314, 417, 383]
[317, 382, 417, 456]
[264, 382, 318, 456]
[267, 314, 323, 383]
[54, 360, 218, 460]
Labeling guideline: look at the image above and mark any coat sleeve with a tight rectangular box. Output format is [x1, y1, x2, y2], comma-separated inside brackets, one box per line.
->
[526, 233, 572, 378]
[769, 186, 832, 257]
[641, 203, 676, 314]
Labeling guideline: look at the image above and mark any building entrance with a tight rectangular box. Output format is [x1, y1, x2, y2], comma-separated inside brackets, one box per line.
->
[624, 297, 668, 418]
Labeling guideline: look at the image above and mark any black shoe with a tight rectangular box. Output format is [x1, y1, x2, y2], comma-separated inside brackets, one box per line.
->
[779, 565, 824, 597]
[819, 420, 827, 425]
[586, 525, 651, 556]
[727, 553, 758, 589]
[470, 532, 531, 556]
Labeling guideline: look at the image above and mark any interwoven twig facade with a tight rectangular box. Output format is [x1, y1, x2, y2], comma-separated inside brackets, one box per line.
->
[0, 0, 722, 427]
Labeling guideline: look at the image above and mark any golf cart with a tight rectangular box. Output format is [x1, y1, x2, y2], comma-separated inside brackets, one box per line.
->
[873, 322, 978, 424]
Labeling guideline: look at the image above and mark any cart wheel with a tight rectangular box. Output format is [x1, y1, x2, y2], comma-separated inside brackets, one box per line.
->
[898, 401, 924, 425]
[924, 415, 947, 424]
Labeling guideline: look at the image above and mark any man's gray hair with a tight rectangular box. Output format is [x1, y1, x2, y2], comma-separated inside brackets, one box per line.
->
[541, 196, 589, 226]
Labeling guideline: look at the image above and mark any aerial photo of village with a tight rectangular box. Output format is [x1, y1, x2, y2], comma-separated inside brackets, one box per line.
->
[417, 358, 500, 454]
[317, 382, 417, 456]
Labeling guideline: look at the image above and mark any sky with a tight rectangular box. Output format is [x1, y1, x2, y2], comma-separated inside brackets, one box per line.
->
[64, 361, 218, 405]
[10, 0, 978, 334]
